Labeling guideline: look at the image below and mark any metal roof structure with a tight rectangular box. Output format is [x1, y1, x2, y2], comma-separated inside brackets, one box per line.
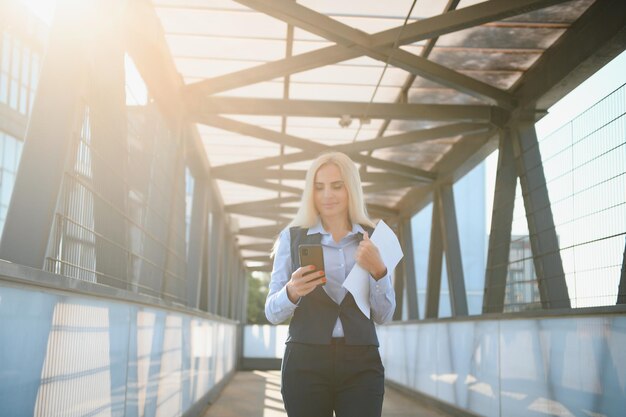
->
[137, 0, 626, 270]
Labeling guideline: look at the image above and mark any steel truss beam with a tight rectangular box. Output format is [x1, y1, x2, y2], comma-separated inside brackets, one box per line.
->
[228, 210, 292, 224]
[0, 1, 92, 267]
[222, 169, 417, 183]
[512, 119, 570, 309]
[424, 185, 469, 318]
[514, 0, 626, 109]
[401, 219, 419, 320]
[203, 115, 436, 182]
[228, 206, 297, 216]
[221, 172, 414, 197]
[425, 191, 444, 319]
[438, 185, 469, 316]
[240, 243, 274, 252]
[367, 204, 399, 219]
[226, 0, 515, 106]
[618, 240, 626, 305]
[395, 128, 498, 220]
[126, 0, 184, 122]
[195, 97, 504, 122]
[226, 196, 300, 211]
[363, 0, 461, 160]
[187, 179, 208, 308]
[207, 119, 490, 180]
[248, 264, 273, 272]
[208, 211, 223, 314]
[483, 129, 517, 313]
[393, 227, 405, 321]
[189, 0, 569, 105]
[90, 5, 129, 290]
[239, 225, 286, 239]
[245, 255, 272, 263]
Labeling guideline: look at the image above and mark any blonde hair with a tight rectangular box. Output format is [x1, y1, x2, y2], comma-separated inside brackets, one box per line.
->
[271, 152, 375, 257]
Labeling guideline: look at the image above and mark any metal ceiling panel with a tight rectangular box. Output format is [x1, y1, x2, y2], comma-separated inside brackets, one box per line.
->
[146, 0, 601, 259]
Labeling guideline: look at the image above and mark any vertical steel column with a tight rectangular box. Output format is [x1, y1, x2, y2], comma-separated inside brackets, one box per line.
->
[0, 0, 90, 267]
[513, 118, 570, 309]
[393, 222, 405, 321]
[483, 129, 517, 313]
[229, 246, 238, 319]
[186, 178, 208, 308]
[161, 133, 185, 302]
[219, 225, 230, 317]
[402, 219, 420, 320]
[236, 259, 244, 321]
[617, 238, 626, 304]
[208, 211, 222, 314]
[226, 237, 234, 317]
[90, 0, 128, 289]
[241, 266, 249, 322]
[425, 191, 444, 319]
[199, 193, 213, 311]
[439, 184, 469, 316]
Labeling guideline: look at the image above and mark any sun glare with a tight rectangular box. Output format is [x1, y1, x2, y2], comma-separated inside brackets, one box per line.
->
[15, 0, 56, 26]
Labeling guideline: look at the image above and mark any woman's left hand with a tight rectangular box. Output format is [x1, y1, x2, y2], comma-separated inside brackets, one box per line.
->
[355, 231, 387, 280]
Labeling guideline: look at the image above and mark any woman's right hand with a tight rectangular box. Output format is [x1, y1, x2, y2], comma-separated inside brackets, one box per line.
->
[286, 265, 326, 304]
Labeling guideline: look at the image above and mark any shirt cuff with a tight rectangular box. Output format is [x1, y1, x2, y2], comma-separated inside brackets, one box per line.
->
[369, 272, 392, 296]
[278, 284, 300, 310]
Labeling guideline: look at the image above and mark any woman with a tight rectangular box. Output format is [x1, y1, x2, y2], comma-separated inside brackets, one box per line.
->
[265, 152, 396, 417]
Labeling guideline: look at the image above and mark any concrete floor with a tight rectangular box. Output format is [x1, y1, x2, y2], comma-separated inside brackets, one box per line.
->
[202, 371, 451, 417]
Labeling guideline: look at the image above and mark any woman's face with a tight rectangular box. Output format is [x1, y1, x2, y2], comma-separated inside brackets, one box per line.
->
[313, 163, 349, 221]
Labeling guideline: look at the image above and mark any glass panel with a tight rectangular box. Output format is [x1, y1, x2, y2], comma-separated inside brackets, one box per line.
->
[29, 90, 35, 113]
[157, 8, 286, 38]
[185, 167, 194, 256]
[0, 74, 8, 103]
[175, 57, 262, 79]
[2, 135, 17, 172]
[19, 85, 27, 114]
[1, 172, 15, 203]
[11, 38, 20, 78]
[2, 34, 10, 73]
[411, 202, 433, 319]
[21, 46, 30, 83]
[9, 80, 18, 109]
[502, 178, 540, 312]
[30, 53, 39, 90]
[537, 82, 626, 308]
[453, 160, 487, 315]
[165, 35, 286, 62]
[124, 54, 148, 106]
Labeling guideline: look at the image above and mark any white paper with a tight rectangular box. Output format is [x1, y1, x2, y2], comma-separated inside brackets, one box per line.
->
[343, 220, 404, 318]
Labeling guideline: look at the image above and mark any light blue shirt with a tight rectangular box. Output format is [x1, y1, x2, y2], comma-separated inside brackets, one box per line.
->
[265, 219, 396, 337]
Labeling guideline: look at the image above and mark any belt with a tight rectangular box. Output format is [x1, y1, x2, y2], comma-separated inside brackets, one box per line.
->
[330, 337, 345, 344]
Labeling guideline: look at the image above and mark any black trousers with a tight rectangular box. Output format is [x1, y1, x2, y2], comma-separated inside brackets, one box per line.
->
[281, 339, 385, 417]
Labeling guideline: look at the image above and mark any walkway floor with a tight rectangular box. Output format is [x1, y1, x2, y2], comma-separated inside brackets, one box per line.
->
[202, 371, 451, 417]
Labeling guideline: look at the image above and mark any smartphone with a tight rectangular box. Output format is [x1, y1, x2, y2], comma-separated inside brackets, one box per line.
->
[298, 244, 325, 286]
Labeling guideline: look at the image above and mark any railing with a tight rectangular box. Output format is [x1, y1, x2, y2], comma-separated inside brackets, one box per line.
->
[378, 310, 626, 417]
[0, 262, 238, 417]
[243, 310, 626, 417]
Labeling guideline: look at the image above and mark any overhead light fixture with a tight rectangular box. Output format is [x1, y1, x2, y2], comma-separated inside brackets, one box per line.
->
[338, 114, 353, 128]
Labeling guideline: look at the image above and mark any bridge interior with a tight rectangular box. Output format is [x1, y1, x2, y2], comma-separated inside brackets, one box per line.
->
[0, 0, 625, 416]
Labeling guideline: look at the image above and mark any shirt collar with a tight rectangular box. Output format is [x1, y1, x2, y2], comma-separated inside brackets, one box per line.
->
[307, 218, 365, 236]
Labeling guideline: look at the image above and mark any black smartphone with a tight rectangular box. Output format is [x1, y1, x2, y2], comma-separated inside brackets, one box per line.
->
[298, 244, 325, 286]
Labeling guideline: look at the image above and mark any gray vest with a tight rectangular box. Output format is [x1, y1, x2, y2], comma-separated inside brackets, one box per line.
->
[286, 225, 379, 346]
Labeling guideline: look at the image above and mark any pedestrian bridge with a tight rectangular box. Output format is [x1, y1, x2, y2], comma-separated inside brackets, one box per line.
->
[0, 0, 625, 416]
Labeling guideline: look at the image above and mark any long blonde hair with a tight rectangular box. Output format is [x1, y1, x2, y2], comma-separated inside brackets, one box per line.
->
[271, 152, 375, 257]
